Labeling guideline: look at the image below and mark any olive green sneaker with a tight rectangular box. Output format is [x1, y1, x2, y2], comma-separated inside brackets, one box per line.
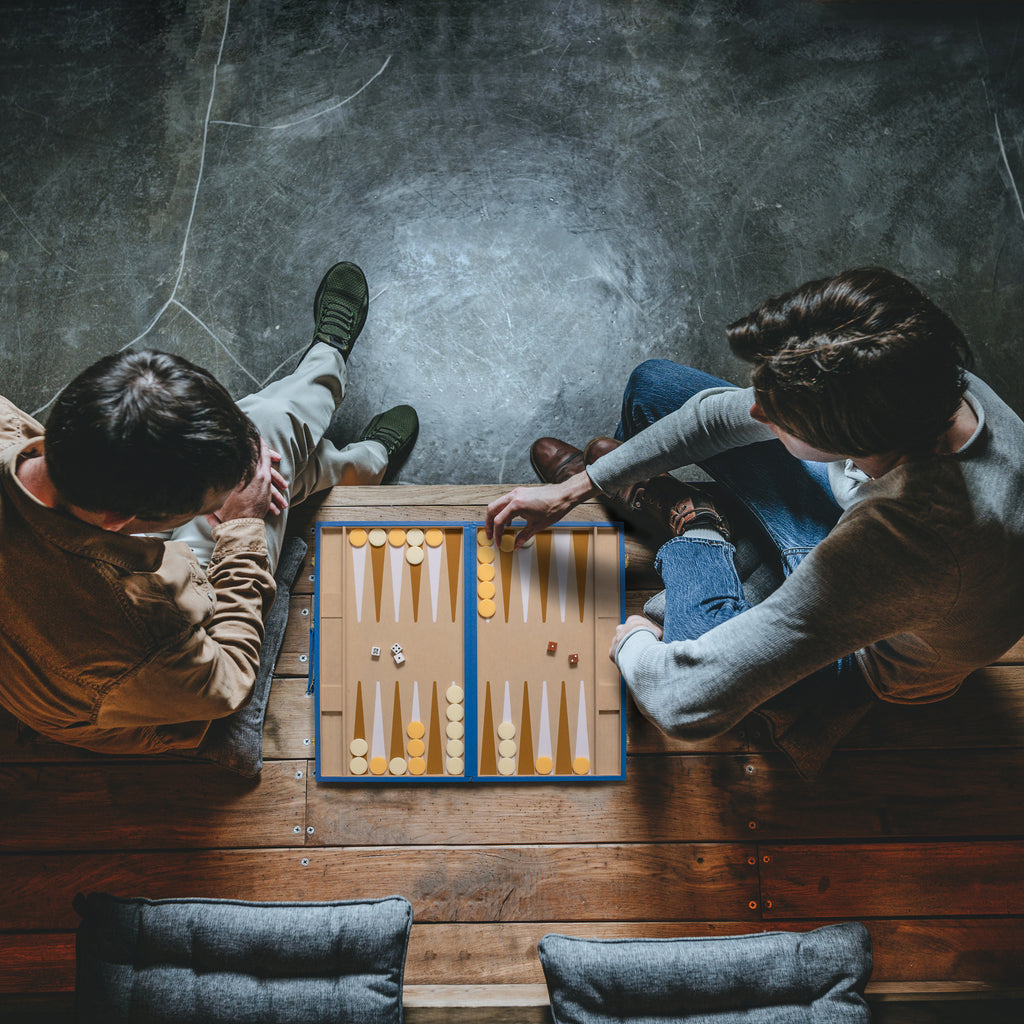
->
[311, 262, 368, 361]
[359, 405, 419, 482]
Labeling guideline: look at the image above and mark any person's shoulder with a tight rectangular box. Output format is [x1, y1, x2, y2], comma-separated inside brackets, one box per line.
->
[0, 396, 44, 452]
[958, 373, 1024, 517]
[963, 371, 1024, 434]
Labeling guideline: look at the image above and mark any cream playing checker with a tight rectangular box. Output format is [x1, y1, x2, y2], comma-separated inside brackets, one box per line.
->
[313, 521, 625, 782]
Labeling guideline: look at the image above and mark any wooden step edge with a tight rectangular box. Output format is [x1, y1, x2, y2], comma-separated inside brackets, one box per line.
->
[404, 983, 549, 1007]
[401, 982, 1024, 1009]
[1, 982, 1022, 1024]
[865, 981, 1024, 1001]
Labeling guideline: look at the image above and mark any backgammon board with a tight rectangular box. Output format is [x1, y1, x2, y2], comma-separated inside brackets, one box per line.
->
[312, 521, 625, 782]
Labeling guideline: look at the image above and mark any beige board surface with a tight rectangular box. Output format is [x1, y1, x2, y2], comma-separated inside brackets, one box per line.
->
[318, 525, 466, 779]
[475, 526, 622, 778]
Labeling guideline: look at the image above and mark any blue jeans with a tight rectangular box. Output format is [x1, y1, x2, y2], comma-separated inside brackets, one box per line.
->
[618, 359, 861, 689]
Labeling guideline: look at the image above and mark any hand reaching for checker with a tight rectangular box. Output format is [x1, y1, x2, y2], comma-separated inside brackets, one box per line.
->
[486, 470, 599, 549]
[207, 440, 289, 527]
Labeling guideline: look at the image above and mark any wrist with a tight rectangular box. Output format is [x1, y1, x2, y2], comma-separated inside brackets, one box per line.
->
[615, 626, 659, 668]
[562, 469, 599, 506]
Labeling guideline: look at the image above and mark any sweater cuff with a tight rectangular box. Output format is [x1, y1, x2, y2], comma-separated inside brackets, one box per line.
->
[613, 627, 661, 677]
[586, 446, 636, 494]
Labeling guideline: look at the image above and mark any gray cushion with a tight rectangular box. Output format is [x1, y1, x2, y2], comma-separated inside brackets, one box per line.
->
[538, 923, 872, 1024]
[74, 893, 412, 1023]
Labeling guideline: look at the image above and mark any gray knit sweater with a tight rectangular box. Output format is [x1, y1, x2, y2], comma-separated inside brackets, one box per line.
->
[587, 372, 1024, 741]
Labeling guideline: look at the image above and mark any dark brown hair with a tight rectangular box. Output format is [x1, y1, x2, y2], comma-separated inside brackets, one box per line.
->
[727, 268, 972, 456]
[46, 349, 260, 518]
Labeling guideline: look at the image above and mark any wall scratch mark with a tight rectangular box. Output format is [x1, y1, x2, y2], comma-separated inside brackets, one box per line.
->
[171, 298, 261, 386]
[995, 113, 1024, 224]
[0, 187, 76, 273]
[32, 0, 235, 420]
[210, 54, 392, 130]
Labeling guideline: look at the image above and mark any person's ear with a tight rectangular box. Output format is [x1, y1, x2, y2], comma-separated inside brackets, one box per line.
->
[749, 402, 770, 425]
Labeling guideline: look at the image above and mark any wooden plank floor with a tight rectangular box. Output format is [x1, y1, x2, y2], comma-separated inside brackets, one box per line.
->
[2, 485, 1023, 1016]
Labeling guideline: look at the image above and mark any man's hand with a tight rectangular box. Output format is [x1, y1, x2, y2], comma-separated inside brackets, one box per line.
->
[486, 469, 599, 549]
[608, 615, 663, 661]
[207, 441, 289, 527]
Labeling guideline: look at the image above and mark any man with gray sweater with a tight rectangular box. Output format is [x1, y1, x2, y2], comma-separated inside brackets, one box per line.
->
[486, 268, 1024, 776]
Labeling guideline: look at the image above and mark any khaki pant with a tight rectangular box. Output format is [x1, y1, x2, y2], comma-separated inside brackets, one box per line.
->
[169, 342, 387, 569]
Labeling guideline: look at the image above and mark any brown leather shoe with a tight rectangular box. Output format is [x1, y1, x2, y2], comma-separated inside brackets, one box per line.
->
[583, 437, 730, 541]
[614, 475, 731, 542]
[530, 437, 585, 484]
[583, 436, 620, 465]
[653, 477, 731, 541]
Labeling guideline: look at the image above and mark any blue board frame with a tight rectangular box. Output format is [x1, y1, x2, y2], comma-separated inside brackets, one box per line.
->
[312, 520, 626, 782]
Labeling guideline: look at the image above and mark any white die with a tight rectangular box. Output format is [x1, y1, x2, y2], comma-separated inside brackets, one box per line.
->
[391, 643, 403, 655]
[370, 646, 381, 659]
[393, 651, 406, 666]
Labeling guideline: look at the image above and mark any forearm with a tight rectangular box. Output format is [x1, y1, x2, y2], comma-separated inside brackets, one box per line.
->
[587, 386, 771, 492]
[204, 518, 277, 683]
[613, 568, 903, 742]
[613, 609, 838, 742]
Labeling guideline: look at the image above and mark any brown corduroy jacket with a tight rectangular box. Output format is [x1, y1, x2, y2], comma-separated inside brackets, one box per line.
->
[0, 396, 276, 754]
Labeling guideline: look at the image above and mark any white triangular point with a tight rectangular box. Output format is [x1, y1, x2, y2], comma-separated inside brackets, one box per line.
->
[352, 544, 367, 623]
[371, 681, 386, 761]
[553, 531, 571, 623]
[575, 531, 589, 619]
[575, 679, 590, 767]
[517, 543, 535, 623]
[390, 545, 403, 622]
[411, 680, 421, 724]
[427, 544, 442, 623]
[537, 680, 552, 760]
[502, 681, 512, 726]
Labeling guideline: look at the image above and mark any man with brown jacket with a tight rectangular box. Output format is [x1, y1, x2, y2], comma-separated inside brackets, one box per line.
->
[0, 262, 417, 756]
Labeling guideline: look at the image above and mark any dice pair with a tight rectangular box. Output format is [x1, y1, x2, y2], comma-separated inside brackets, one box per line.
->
[546, 641, 578, 666]
[370, 643, 405, 665]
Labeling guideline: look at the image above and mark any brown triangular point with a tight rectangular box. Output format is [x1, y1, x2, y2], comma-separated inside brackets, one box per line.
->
[518, 683, 534, 775]
[480, 680, 497, 775]
[445, 530, 461, 623]
[390, 683, 404, 761]
[353, 680, 366, 742]
[427, 681, 444, 775]
[555, 681, 573, 775]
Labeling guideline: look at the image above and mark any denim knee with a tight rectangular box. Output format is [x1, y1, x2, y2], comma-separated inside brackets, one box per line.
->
[620, 359, 698, 438]
[623, 359, 682, 404]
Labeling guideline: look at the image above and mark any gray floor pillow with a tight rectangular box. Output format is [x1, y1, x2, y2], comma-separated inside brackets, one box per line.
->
[539, 923, 872, 1024]
[74, 893, 412, 1024]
